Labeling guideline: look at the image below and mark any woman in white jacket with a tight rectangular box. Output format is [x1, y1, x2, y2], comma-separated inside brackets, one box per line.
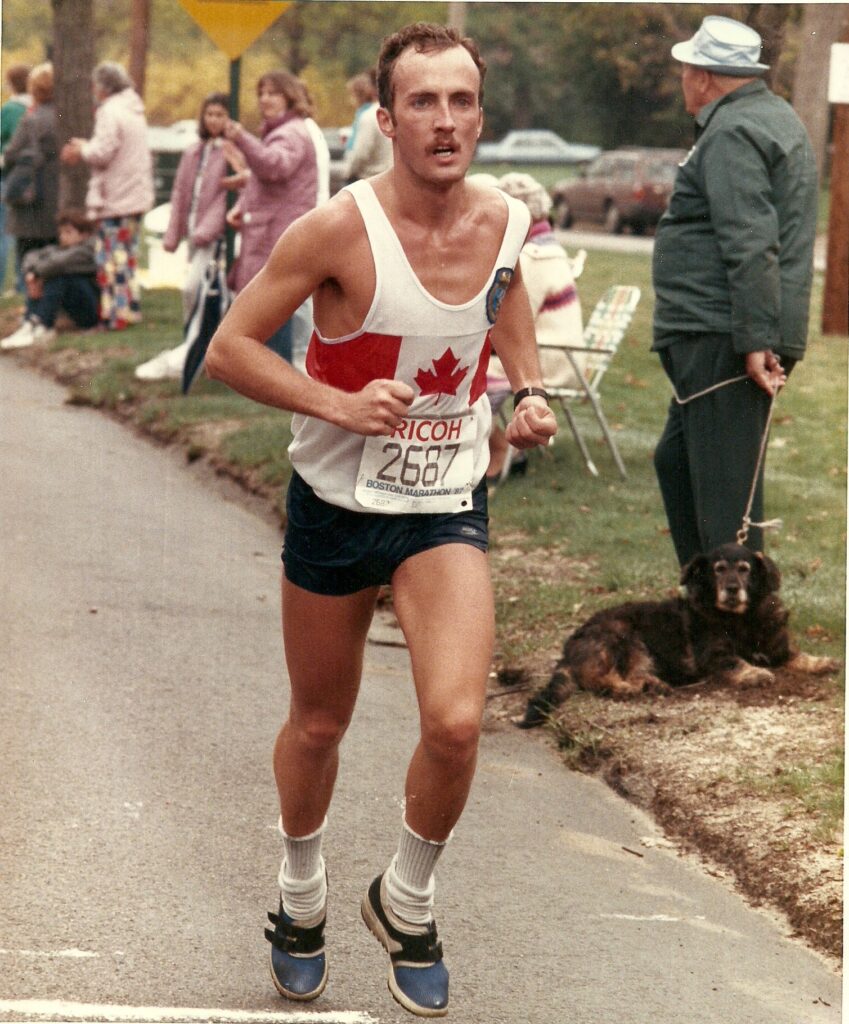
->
[486, 172, 585, 484]
[61, 62, 154, 330]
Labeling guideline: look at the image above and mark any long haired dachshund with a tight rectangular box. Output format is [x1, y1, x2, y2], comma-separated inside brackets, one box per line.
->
[516, 543, 839, 729]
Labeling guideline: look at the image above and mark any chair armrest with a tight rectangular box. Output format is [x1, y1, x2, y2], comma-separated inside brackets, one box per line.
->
[537, 343, 618, 356]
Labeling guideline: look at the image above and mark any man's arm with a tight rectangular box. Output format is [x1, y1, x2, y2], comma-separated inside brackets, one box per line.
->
[487, 262, 557, 449]
[701, 125, 784, 394]
[205, 202, 413, 436]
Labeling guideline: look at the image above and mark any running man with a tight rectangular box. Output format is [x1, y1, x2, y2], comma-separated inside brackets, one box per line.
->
[205, 22, 557, 1018]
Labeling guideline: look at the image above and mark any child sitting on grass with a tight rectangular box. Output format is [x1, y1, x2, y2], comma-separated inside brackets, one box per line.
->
[2, 208, 99, 350]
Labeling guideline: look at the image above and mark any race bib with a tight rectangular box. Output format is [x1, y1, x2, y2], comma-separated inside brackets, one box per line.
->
[355, 415, 475, 513]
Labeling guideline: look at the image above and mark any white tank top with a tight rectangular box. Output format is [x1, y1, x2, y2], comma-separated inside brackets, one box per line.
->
[288, 178, 530, 513]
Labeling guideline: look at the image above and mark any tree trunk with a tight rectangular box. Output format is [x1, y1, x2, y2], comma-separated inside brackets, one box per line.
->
[129, 0, 152, 97]
[52, 0, 94, 210]
[281, 3, 307, 76]
[744, 4, 790, 90]
[792, 4, 849, 180]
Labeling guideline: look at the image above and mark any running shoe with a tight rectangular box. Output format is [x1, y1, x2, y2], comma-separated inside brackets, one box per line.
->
[361, 873, 449, 1017]
[264, 900, 328, 1002]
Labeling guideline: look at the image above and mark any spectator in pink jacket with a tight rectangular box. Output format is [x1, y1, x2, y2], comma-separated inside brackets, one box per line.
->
[163, 92, 232, 322]
[61, 62, 154, 330]
[223, 71, 328, 362]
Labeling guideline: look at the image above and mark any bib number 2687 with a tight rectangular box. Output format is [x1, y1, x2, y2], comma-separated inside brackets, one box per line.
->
[376, 442, 460, 488]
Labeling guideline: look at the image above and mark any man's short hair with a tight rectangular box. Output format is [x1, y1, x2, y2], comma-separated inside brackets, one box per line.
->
[5, 63, 31, 95]
[377, 22, 486, 113]
[57, 208, 95, 234]
[28, 63, 54, 105]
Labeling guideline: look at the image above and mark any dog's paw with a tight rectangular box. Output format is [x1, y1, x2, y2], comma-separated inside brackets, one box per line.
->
[785, 652, 841, 676]
[641, 675, 672, 695]
[725, 663, 775, 689]
[512, 701, 551, 729]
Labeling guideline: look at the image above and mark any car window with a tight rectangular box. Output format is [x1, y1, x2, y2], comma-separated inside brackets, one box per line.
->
[644, 160, 679, 183]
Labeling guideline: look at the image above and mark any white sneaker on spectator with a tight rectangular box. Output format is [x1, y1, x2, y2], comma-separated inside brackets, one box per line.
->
[134, 341, 189, 381]
[1, 318, 36, 350]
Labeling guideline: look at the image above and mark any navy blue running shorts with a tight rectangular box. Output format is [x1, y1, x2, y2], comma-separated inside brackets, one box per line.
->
[282, 471, 489, 596]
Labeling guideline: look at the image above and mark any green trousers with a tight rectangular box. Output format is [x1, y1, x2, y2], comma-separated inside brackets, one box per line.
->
[653, 333, 777, 567]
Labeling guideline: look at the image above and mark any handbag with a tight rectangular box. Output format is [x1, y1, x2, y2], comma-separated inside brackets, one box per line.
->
[181, 238, 231, 394]
[3, 152, 42, 208]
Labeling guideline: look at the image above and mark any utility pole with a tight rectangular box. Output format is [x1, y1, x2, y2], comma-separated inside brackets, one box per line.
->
[129, 0, 151, 96]
[447, 1, 466, 35]
[823, 37, 849, 336]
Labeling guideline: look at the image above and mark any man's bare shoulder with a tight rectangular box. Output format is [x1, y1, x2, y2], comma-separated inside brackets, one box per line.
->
[271, 189, 368, 282]
[293, 189, 364, 244]
[464, 181, 512, 237]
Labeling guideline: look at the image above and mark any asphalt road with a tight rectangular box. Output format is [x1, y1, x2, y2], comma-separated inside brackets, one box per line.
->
[0, 358, 841, 1024]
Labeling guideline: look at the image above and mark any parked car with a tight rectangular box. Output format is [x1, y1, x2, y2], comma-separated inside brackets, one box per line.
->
[550, 147, 687, 234]
[323, 125, 352, 196]
[475, 129, 601, 166]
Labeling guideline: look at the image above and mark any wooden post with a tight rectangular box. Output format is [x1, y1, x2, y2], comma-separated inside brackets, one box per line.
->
[447, 1, 466, 35]
[129, 0, 151, 97]
[225, 58, 241, 271]
[823, 40, 849, 336]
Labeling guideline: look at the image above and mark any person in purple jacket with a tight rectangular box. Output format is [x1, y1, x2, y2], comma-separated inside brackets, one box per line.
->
[163, 93, 232, 322]
[223, 71, 325, 362]
[134, 93, 245, 382]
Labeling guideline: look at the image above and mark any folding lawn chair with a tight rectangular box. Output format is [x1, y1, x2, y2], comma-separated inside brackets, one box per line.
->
[538, 284, 640, 479]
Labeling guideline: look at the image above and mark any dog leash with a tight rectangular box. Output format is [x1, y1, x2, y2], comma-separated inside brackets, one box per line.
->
[671, 374, 783, 544]
[736, 387, 782, 544]
[672, 374, 749, 406]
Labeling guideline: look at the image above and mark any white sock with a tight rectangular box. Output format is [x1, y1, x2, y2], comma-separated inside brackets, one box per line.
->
[277, 816, 327, 921]
[385, 818, 451, 925]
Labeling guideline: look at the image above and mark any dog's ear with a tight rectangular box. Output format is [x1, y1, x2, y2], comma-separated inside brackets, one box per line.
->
[754, 551, 781, 592]
[681, 554, 709, 589]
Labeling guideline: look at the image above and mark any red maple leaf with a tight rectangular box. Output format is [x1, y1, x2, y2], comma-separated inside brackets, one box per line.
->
[414, 348, 469, 402]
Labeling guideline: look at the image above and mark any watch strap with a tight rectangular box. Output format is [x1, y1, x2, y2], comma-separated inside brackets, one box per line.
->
[513, 387, 550, 409]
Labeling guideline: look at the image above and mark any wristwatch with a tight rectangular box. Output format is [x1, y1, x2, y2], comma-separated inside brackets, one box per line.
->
[513, 387, 550, 409]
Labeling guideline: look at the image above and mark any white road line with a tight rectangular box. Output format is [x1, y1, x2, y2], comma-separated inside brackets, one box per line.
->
[0, 1001, 378, 1023]
[598, 913, 686, 923]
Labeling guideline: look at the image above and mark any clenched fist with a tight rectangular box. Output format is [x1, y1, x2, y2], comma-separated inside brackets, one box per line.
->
[506, 399, 557, 450]
[335, 379, 415, 436]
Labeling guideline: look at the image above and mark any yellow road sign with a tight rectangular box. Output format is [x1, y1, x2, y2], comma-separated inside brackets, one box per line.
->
[179, 0, 291, 60]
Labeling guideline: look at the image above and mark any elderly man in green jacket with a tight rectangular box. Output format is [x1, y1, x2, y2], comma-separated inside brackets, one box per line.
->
[652, 15, 817, 567]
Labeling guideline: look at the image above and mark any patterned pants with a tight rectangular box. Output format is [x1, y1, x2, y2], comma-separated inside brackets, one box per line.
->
[96, 215, 142, 330]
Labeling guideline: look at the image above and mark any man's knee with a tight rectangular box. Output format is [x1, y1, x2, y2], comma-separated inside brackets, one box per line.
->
[420, 704, 482, 765]
[287, 707, 351, 754]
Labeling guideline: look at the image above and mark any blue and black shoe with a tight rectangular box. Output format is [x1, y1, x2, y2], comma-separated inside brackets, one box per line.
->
[361, 873, 449, 1017]
[264, 900, 328, 1002]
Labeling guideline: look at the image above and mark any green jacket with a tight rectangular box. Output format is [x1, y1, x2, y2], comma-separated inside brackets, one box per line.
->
[1, 97, 27, 154]
[652, 80, 817, 360]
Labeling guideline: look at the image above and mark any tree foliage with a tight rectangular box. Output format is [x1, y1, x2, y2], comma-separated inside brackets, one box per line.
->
[0, 0, 822, 149]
